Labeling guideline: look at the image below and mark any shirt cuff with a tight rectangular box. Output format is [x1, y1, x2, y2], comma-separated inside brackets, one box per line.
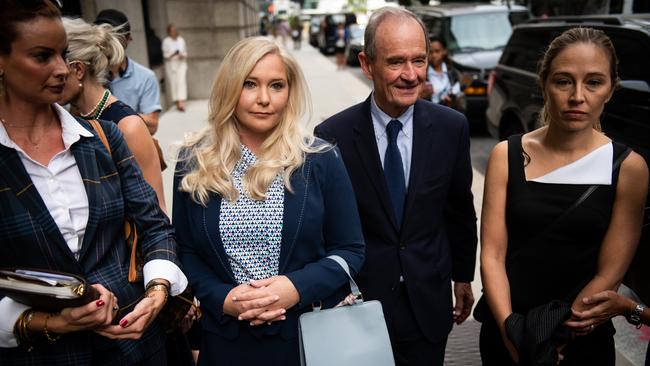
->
[0, 298, 29, 347]
[143, 259, 188, 296]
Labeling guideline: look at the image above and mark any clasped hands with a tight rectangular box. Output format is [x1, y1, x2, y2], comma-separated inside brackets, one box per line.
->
[223, 275, 300, 326]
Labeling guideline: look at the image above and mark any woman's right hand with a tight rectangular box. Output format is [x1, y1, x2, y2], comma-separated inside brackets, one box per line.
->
[222, 283, 280, 319]
[48, 284, 118, 334]
[503, 334, 520, 363]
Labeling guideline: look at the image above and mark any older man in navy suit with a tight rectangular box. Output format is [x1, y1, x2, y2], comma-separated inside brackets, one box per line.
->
[315, 7, 478, 366]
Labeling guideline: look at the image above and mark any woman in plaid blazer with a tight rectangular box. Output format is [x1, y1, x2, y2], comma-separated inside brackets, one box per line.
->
[0, 1, 186, 365]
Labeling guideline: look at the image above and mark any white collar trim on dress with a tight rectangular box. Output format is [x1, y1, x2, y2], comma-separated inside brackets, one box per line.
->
[529, 142, 613, 185]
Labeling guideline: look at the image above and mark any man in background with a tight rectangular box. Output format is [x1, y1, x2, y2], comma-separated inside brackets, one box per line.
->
[95, 9, 161, 135]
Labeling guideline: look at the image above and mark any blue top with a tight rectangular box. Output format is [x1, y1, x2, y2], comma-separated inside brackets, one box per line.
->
[220, 145, 284, 284]
[109, 58, 162, 114]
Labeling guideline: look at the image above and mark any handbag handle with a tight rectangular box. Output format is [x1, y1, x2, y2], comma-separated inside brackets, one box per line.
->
[327, 255, 362, 303]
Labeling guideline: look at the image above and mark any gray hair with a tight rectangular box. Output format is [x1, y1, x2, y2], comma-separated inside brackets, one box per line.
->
[363, 7, 430, 61]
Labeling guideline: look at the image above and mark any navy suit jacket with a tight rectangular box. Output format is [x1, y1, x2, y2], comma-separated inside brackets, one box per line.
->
[315, 96, 477, 342]
[0, 119, 179, 365]
[172, 142, 364, 358]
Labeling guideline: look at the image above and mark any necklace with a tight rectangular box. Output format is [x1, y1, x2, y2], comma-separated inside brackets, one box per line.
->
[80, 89, 111, 120]
[0, 117, 50, 149]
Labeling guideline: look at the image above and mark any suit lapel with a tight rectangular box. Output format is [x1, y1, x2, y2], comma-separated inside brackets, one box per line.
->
[0, 145, 78, 265]
[278, 157, 310, 272]
[73, 138, 103, 262]
[402, 101, 433, 231]
[202, 195, 237, 283]
[353, 97, 399, 231]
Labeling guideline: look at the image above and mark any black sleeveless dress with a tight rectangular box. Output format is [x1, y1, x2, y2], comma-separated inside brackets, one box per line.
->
[479, 134, 628, 366]
[99, 100, 139, 124]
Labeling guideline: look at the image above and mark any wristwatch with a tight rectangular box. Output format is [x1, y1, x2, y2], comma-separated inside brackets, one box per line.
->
[628, 303, 646, 329]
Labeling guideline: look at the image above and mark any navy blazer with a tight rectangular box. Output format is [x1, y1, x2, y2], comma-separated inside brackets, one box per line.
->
[172, 142, 364, 346]
[315, 96, 478, 343]
[0, 119, 178, 365]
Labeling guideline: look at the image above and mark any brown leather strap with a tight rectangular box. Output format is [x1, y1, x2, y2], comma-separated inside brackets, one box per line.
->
[88, 120, 111, 154]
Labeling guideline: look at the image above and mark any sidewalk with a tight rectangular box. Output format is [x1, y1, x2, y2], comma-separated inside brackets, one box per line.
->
[155, 40, 647, 365]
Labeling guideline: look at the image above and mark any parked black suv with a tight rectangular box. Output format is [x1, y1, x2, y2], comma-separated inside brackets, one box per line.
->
[410, 3, 530, 127]
[486, 15, 650, 157]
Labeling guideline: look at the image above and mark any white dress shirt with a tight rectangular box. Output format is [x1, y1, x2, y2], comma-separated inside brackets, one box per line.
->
[0, 104, 187, 347]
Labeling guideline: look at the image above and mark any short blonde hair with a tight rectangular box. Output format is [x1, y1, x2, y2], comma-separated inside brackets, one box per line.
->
[63, 17, 124, 85]
[179, 37, 323, 205]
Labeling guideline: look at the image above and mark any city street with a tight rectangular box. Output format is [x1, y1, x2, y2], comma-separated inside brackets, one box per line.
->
[156, 38, 645, 366]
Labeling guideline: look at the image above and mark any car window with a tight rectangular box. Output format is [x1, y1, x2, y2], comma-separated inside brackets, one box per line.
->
[449, 12, 513, 52]
[501, 28, 560, 73]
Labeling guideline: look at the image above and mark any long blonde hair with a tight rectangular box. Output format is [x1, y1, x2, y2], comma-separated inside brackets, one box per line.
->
[179, 37, 323, 205]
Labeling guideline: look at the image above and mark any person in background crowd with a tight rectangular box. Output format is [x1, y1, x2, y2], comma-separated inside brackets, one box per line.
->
[172, 36, 364, 366]
[289, 15, 302, 51]
[0, 1, 187, 364]
[259, 15, 269, 37]
[334, 23, 347, 70]
[162, 24, 188, 112]
[94, 9, 161, 135]
[59, 17, 166, 210]
[419, 37, 461, 108]
[479, 27, 648, 365]
[315, 7, 477, 366]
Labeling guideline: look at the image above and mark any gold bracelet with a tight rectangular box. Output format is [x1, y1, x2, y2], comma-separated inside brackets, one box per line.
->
[43, 313, 61, 342]
[13, 309, 34, 345]
[145, 284, 169, 303]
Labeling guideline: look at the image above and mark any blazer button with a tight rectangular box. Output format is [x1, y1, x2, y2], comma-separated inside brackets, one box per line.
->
[399, 242, 406, 250]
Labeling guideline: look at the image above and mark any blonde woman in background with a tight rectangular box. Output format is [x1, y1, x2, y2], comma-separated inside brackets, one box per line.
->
[172, 37, 364, 365]
[162, 24, 187, 112]
[59, 18, 165, 210]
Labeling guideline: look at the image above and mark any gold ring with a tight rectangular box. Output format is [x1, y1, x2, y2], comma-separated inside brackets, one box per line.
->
[590, 324, 595, 331]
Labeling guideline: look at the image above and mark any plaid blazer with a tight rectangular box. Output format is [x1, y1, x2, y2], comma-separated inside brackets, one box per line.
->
[0, 118, 180, 365]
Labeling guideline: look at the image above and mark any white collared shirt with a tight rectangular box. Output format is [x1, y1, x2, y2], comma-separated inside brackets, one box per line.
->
[0, 104, 187, 347]
[370, 94, 413, 186]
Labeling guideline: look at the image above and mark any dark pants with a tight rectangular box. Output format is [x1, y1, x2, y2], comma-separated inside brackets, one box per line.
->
[390, 282, 448, 366]
[479, 314, 615, 366]
[645, 342, 649, 366]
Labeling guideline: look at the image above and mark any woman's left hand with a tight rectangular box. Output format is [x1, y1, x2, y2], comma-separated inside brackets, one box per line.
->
[94, 288, 167, 339]
[235, 275, 299, 325]
[566, 290, 630, 336]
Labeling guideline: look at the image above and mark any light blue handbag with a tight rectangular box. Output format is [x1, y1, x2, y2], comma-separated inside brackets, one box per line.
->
[298, 255, 395, 366]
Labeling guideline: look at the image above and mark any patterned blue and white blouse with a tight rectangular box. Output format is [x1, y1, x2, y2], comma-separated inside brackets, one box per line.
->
[219, 145, 284, 284]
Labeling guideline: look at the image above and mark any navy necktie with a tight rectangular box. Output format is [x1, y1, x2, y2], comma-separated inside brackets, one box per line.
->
[384, 120, 405, 226]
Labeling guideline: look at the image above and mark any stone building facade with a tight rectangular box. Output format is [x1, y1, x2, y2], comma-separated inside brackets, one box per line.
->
[76, 0, 259, 103]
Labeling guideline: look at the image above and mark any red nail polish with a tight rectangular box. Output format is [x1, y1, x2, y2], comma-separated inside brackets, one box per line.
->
[120, 319, 128, 327]
[96, 300, 105, 307]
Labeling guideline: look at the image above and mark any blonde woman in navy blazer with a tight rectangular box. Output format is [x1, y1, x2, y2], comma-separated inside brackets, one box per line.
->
[172, 37, 365, 366]
[0, 2, 186, 364]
